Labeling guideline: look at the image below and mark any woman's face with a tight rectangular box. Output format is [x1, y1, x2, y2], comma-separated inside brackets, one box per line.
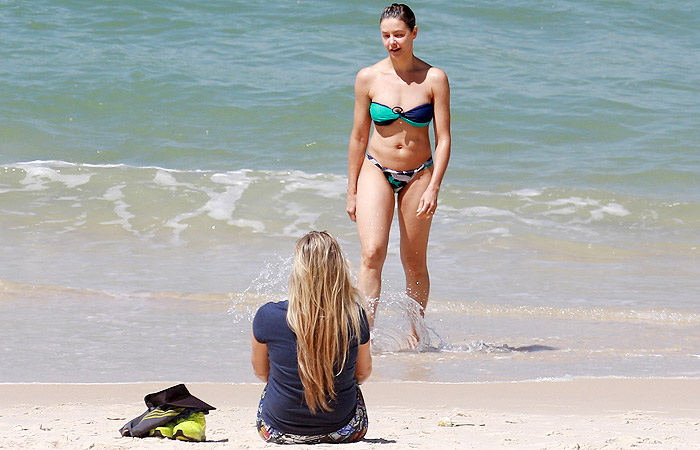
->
[380, 18, 416, 57]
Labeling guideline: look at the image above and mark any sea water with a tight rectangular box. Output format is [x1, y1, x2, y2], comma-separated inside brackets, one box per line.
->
[1, 0, 698, 383]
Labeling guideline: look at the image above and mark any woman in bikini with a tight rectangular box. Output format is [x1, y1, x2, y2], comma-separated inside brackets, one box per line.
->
[347, 3, 451, 338]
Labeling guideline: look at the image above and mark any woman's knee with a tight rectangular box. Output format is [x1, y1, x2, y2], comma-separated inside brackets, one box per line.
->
[361, 244, 388, 269]
[400, 252, 428, 277]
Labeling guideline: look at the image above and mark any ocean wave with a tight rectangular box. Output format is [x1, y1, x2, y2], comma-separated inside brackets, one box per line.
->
[2, 161, 699, 262]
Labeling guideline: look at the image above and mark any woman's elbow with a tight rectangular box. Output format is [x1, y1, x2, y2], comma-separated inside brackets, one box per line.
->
[355, 364, 372, 384]
[254, 371, 269, 383]
[252, 364, 269, 383]
[250, 355, 269, 382]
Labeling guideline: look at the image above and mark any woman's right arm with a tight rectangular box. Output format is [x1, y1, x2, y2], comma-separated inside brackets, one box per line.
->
[250, 332, 270, 383]
[347, 68, 373, 222]
[354, 341, 372, 384]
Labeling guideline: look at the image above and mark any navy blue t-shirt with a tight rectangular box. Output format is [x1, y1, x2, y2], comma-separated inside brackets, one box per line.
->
[252, 300, 370, 435]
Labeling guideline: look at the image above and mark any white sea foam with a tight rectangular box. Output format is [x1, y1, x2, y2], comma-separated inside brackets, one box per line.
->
[100, 185, 137, 235]
[544, 196, 598, 208]
[281, 209, 322, 237]
[509, 188, 542, 197]
[231, 218, 265, 233]
[153, 171, 258, 241]
[153, 169, 178, 187]
[543, 207, 578, 216]
[18, 165, 92, 190]
[281, 171, 345, 199]
[460, 206, 514, 218]
[204, 185, 247, 221]
[210, 170, 251, 185]
[590, 203, 630, 220]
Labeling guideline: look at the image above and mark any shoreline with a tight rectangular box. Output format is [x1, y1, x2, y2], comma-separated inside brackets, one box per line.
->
[2, 378, 698, 414]
[1, 378, 698, 449]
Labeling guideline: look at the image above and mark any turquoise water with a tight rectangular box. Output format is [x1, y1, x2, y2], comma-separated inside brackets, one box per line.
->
[1, 0, 698, 383]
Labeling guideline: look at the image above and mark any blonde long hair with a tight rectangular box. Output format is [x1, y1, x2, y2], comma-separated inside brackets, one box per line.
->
[286, 231, 364, 413]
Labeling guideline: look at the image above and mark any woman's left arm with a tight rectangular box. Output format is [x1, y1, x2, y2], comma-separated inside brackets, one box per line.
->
[250, 331, 270, 382]
[354, 341, 372, 384]
[417, 68, 451, 218]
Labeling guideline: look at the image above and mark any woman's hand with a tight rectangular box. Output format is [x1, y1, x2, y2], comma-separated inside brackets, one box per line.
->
[347, 191, 358, 222]
[416, 186, 438, 218]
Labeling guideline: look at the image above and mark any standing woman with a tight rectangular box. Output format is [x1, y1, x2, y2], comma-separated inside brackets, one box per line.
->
[251, 231, 372, 444]
[347, 3, 451, 331]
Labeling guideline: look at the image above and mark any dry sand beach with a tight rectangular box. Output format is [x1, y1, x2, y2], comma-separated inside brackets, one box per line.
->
[1, 378, 698, 449]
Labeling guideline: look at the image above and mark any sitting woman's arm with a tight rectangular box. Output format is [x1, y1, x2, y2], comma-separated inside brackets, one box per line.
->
[354, 341, 372, 384]
[251, 332, 270, 382]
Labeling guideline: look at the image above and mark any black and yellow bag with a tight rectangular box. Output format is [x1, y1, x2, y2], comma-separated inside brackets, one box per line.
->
[120, 384, 215, 440]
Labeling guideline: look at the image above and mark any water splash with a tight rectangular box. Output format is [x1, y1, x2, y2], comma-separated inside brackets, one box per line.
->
[228, 254, 291, 323]
[371, 289, 447, 353]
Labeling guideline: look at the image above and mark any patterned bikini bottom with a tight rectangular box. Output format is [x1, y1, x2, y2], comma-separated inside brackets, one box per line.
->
[366, 153, 434, 193]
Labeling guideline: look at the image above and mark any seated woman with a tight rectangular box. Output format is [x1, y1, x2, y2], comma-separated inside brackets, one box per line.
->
[251, 231, 372, 444]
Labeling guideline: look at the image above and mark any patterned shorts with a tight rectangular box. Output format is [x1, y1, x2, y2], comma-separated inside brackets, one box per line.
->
[256, 385, 368, 444]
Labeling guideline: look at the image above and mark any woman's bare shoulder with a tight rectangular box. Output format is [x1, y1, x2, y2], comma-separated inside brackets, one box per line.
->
[426, 66, 448, 82]
[355, 62, 388, 94]
[356, 60, 389, 80]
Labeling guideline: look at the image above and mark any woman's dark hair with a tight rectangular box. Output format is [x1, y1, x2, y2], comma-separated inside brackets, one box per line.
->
[380, 3, 416, 30]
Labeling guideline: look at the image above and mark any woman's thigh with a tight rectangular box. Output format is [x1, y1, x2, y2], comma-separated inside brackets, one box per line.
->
[397, 168, 433, 265]
[355, 158, 396, 254]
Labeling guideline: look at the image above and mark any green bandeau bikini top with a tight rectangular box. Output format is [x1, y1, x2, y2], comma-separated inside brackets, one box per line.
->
[369, 102, 434, 127]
